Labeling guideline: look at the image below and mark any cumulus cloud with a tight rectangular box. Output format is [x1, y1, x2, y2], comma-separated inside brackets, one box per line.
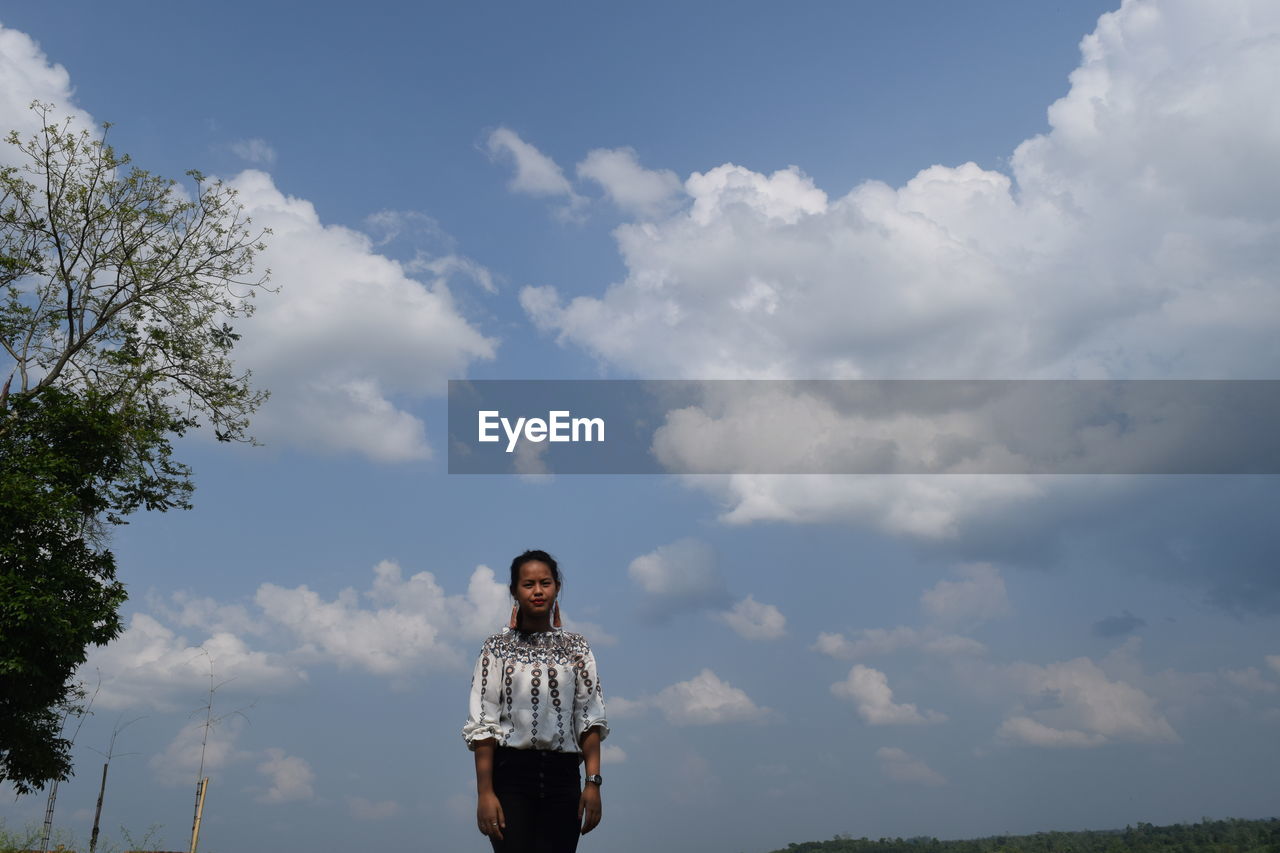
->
[876, 746, 947, 786]
[150, 717, 254, 787]
[815, 561, 995, 663]
[82, 614, 304, 711]
[920, 563, 1010, 629]
[716, 595, 786, 640]
[0, 25, 94, 159]
[227, 170, 496, 461]
[576, 147, 683, 218]
[627, 539, 729, 617]
[0, 32, 496, 464]
[601, 744, 627, 764]
[997, 716, 1106, 749]
[691, 474, 1044, 539]
[830, 665, 946, 726]
[525, 3, 1280, 381]
[1268, 655, 1280, 676]
[256, 748, 315, 803]
[519, 1, 1280, 538]
[1000, 655, 1179, 747]
[149, 591, 266, 637]
[84, 562, 510, 702]
[255, 561, 509, 675]
[652, 669, 770, 725]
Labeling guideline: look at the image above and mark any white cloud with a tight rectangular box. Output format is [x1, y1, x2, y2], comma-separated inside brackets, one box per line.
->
[997, 716, 1106, 749]
[920, 563, 1010, 629]
[150, 591, 265, 637]
[87, 562, 524, 694]
[627, 538, 728, 615]
[486, 127, 585, 216]
[521, 1, 1280, 531]
[82, 614, 304, 712]
[813, 627, 986, 659]
[0, 36, 495, 465]
[0, 25, 94, 162]
[601, 744, 627, 764]
[255, 561, 509, 676]
[1001, 655, 1179, 747]
[652, 669, 769, 725]
[150, 717, 254, 787]
[256, 748, 315, 803]
[348, 796, 400, 820]
[830, 665, 946, 726]
[1266, 655, 1280, 676]
[526, 3, 1280, 381]
[231, 137, 276, 165]
[691, 474, 1043, 539]
[407, 253, 498, 294]
[876, 746, 947, 786]
[227, 170, 496, 462]
[576, 147, 683, 218]
[717, 595, 786, 640]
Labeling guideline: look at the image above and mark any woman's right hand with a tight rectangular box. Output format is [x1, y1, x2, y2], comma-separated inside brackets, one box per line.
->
[477, 791, 505, 841]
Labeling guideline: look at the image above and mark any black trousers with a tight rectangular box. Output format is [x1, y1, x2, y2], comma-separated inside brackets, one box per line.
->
[489, 746, 582, 853]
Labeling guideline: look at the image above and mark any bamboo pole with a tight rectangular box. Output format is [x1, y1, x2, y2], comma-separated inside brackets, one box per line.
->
[189, 777, 208, 853]
[89, 762, 109, 853]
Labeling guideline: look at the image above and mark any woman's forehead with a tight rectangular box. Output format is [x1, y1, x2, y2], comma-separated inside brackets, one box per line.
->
[518, 560, 555, 581]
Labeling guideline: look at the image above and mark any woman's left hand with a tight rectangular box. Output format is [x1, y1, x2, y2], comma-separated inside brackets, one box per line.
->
[578, 783, 602, 834]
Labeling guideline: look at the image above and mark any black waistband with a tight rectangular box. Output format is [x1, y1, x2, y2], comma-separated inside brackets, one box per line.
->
[495, 745, 582, 763]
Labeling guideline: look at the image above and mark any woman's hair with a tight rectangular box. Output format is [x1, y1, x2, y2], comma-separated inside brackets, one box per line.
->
[509, 550, 562, 629]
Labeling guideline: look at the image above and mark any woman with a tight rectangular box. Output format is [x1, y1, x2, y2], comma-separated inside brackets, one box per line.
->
[462, 550, 609, 852]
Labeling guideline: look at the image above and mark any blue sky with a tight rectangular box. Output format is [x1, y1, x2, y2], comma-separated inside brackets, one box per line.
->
[2, 2, 1279, 852]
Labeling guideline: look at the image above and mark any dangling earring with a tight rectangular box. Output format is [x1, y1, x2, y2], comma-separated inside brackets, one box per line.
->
[552, 600, 562, 628]
[509, 604, 519, 630]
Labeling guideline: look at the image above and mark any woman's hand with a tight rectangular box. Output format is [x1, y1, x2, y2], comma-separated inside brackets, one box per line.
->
[578, 783, 602, 834]
[478, 791, 505, 841]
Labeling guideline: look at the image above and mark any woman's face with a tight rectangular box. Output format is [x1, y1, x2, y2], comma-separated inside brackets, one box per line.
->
[514, 560, 559, 617]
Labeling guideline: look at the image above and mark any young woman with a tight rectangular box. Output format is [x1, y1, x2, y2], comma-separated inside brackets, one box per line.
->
[462, 550, 609, 852]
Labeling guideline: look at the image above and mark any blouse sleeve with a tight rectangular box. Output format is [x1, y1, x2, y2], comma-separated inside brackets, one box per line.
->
[461, 640, 502, 750]
[573, 645, 609, 745]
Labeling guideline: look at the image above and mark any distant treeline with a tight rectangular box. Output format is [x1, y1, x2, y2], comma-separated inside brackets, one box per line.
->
[767, 817, 1280, 853]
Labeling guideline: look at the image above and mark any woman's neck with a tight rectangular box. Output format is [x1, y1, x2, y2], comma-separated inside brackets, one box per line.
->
[519, 613, 555, 633]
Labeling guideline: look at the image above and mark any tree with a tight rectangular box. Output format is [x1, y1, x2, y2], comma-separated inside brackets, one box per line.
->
[0, 102, 271, 793]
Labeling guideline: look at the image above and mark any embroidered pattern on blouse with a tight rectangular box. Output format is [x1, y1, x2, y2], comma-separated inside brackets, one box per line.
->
[484, 628, 591, 664]
[464, 627, 607, 753]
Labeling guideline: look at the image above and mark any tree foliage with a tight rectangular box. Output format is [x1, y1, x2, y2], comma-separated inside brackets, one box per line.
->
[0, 102, 270, 793]
[768, 817, 1280, 853]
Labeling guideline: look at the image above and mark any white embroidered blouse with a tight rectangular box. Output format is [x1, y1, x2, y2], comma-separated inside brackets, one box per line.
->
[462, 627, 609, 753]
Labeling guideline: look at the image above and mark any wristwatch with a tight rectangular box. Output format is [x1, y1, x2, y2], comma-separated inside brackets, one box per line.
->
[584, 774, 603, 786]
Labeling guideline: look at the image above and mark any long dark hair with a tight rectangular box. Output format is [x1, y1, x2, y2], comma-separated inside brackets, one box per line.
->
[509, 549, 561, 630]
